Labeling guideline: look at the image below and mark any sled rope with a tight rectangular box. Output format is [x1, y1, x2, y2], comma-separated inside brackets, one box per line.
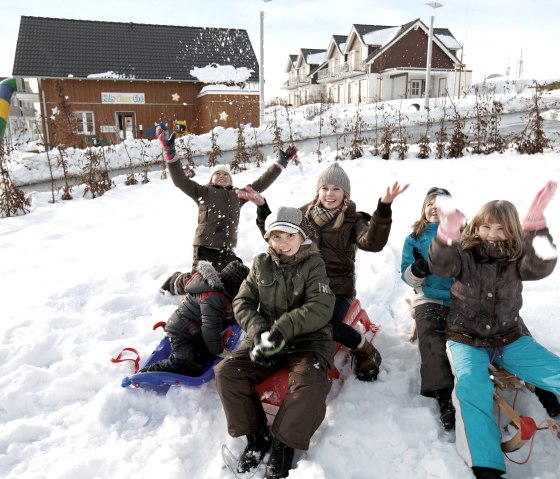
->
[110, 347, 141, 373]
[504, 432, 536, 465]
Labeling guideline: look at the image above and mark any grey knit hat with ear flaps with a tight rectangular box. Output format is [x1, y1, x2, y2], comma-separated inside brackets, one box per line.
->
[316, 162, 351, 195]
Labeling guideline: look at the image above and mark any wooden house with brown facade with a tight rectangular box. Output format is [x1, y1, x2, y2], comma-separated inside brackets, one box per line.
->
[12, 16, 260, 148]
[285, 18, 471, 107]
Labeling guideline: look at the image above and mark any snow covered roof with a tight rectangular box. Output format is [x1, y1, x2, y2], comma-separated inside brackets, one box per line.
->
[435, 32, 462, 50]
[13, 16, 259, 83]
[362, 26, 400, 47]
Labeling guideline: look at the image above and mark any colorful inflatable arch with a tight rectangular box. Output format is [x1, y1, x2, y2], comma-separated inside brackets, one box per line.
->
[0, 77, 17, 140]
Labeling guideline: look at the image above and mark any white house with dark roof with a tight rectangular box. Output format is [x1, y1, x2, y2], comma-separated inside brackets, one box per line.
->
[284, 18, 471, 106]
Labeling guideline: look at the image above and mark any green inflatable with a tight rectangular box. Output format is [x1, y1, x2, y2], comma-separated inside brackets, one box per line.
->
[0, 77, 17, 140]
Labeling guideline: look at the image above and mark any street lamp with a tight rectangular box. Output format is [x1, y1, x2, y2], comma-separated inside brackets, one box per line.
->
[259, 0, 272, 126]
[424, 2, 443, 110]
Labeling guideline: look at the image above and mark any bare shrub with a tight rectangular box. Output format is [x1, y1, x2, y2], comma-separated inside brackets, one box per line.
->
[0, 141, 31, 217]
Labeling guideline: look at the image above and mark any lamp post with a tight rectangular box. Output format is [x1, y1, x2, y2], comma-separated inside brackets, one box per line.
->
[424, 2, 443, 110]
[259, 0, 272, 126]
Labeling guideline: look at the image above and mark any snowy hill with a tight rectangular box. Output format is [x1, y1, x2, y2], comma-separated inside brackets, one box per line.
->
[1, 140, 559, 478]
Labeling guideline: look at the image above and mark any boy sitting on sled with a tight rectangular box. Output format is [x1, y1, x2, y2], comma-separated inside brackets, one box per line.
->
[215, 206, 335, 479]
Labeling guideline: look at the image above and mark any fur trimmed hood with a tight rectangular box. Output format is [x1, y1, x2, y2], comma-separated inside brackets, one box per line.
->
[185, 260, 225, 294]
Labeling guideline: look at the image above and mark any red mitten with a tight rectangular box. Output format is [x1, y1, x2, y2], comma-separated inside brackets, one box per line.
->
[522, 181, 557, 231]
[436, 207, 465, 245]
[156, 126, 177, 162]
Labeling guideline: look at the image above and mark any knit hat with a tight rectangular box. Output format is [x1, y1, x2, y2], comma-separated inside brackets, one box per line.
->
[316, 163, 351, 195]
[264, 206, 311, 240]
[210, 164, 232, 182]
[425, 187, 451, 200]
[220, 260, 250, 298]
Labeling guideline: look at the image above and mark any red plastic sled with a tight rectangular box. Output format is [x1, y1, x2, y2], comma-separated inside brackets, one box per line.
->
[255, 299, 378, 421]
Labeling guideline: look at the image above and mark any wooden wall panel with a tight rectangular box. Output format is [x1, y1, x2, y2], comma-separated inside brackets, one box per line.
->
[37, 78, 259, 146]
[371, 29, 455, 73]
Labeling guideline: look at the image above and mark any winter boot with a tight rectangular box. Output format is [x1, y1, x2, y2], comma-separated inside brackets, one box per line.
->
[264, 437, 294, 479]
[351, 340, 382, 382]
[237, 425, 272, 474]
[435, 389, 456, 430]
[472, 466, 505, 479]
[160, 271, 191, 295]
[534, 387, 560, 418]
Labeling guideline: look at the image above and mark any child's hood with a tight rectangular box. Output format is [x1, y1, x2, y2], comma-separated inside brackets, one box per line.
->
[185, 260, 224, 294]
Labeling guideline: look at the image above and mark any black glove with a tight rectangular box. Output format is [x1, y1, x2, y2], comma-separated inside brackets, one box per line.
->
[277, 146, 298, 169]
[256, 199, 272, 224]
[411, 247, 430, 278]
[249, 330, 285, 368]
[156, 123, 177, 162]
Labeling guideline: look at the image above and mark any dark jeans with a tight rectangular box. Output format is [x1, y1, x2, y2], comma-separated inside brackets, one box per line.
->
[192, 245, 243, 273]
[330, 296, 361, 349]
[414, 302, 454, 396]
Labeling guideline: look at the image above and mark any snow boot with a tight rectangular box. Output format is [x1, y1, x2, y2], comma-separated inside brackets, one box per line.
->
[237, 425, 272, 474]
[435, 389, 456, 430]
[351, 340, 382, 382]
[160, 271, 191, 295]
[472, 466, 505, 479]
[264, 437, 294, 479]
[534, 387, 560, 418]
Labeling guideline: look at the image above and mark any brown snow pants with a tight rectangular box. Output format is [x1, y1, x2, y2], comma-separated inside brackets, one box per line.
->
[215, 347, 331, 450]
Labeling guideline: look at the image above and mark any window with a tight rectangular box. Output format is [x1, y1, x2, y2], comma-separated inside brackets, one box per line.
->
[74, 111, 95, 135]
[411, 80, 421, 97]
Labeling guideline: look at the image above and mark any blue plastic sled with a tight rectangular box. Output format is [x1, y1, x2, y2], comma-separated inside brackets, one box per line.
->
[120, 324, 244, 394]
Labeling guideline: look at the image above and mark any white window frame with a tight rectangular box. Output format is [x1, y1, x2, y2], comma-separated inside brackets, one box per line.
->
[410, 80, 421, 97]
[74, 111, 95, 135]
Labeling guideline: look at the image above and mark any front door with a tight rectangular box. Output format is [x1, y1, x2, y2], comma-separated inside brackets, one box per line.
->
[116, 112, 136, 140]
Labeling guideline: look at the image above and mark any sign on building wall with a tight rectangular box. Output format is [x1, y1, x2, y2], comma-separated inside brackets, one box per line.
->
[101, 92, 145, 104]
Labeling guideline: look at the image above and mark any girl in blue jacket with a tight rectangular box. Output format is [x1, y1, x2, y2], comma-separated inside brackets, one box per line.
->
[401, 187, 456, 430]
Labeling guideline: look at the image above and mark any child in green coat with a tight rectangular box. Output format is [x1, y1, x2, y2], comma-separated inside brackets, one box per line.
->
[215, 206, 335, 479]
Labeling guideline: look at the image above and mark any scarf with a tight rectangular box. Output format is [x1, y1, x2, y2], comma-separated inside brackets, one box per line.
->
[310, 199, 348, 228]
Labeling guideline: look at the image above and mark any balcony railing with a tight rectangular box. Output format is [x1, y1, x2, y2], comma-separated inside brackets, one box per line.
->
[317, 62, 365, 81]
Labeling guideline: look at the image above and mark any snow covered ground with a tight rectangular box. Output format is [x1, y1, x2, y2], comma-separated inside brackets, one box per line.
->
[1, 97, 560, 479]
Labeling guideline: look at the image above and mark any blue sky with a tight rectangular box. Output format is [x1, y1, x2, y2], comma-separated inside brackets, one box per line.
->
[1, 0, 559, 98]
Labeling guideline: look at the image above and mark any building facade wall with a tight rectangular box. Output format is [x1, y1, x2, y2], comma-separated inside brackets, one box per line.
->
[37, 78, 258, 147]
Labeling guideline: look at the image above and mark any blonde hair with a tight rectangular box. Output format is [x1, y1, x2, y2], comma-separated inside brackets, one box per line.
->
[305, 192, 349, 230]
[412, 194, 437, 238]
[460, 200, 523, 261]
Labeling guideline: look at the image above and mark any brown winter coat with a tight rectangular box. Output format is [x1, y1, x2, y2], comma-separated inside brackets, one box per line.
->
[233, 242, 336, 367]
[428, 229, 557, 348]
[167, 160, 282, 249]
[302, 199, 392, 298]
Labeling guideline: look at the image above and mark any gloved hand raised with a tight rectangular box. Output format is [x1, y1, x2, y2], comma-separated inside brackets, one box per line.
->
[522, 181, 557, 231]
[411, 247, 430, 278]
[249, 330, 285, 368]
[156, 124, 177, 162]
[276, 146, 298, 169]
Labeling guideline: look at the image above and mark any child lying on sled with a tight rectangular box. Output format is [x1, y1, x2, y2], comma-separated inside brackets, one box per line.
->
[141, 260, 249, 375]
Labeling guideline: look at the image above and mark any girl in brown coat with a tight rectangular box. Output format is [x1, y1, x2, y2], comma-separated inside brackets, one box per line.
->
[156, 124, 297, 294]
[429, 182, 560, 479]
[243, 162, 408, 381]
